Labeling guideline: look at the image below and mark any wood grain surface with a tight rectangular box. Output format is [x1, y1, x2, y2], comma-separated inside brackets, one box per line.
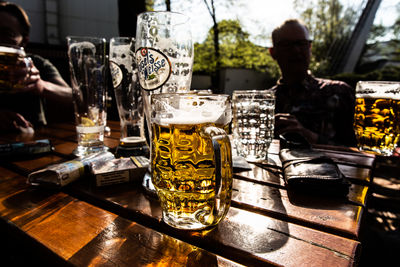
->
[0, 123, 374, 266]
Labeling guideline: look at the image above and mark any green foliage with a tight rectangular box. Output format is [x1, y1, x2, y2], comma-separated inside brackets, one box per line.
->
[294, 0, 359, 76]
[194, 19, 280, 78]
[145, 0, 155, 11]
[330, 65, 400, 89]
[368, 24, 388, 43]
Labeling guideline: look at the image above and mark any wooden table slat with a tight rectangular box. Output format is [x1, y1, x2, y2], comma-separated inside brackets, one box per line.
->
[0, 123, 374, 267]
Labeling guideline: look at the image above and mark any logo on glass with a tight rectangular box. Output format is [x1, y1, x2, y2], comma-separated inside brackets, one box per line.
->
[136, 47, 171, 91]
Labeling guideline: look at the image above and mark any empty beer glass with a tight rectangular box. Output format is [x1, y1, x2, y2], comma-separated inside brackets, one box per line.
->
[67, 36, 108, 157]
[353, 81, 400, 156]
[135, 11, 194, 191]
[151, 93, 233, 230]
[232, 90, 275, 162]
[109, 37, 147, 155]
[135, 11, 193, 94]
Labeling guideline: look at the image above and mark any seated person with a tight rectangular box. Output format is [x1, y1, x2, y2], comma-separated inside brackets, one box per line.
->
[268, 19, 356, 147]
[0, 2, 73, 132]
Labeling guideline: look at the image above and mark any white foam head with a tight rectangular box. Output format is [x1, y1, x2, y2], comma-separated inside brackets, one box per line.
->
[356, 81, 400, 100]
[0, 45, 25, 56]
[153, 95, 231, 126]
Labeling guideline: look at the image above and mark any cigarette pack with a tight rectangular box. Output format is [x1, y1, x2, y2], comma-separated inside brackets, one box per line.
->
[91, 156, 149, 187]
[28, 151, 115, 188]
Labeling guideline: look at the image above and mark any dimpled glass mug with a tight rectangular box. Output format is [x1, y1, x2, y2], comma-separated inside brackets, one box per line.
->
[353, 81, 400, 156]
[150, 93, 233, 230]
[232, 90, 275, 162]
[0, 45, 32, 92]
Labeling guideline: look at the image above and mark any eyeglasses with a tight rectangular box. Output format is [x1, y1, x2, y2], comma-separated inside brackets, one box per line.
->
[275, 39, 312, 49]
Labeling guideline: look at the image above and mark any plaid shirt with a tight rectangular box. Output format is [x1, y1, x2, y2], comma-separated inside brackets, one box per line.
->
[270, 74, 357, 146]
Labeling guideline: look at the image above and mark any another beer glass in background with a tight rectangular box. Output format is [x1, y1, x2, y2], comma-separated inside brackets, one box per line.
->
[0, 45, 32, 92]
[67, 36, 108, 157]
[353, 81, 400, 156]
[109, 37, 147, 156]
[232, 90, 275, 162]
[135, 11, 194, 191]
[151, 93, 233, 230]
[135, 11, 193, 95]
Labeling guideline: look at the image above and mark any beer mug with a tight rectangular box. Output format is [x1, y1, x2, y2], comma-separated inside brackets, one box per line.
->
[151, 93, 233, 230]
[0, 45, 32, 92]
[353, 81, 400, 156]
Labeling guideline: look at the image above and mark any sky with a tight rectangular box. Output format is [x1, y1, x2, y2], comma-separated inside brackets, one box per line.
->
[154, 0, 399, 47]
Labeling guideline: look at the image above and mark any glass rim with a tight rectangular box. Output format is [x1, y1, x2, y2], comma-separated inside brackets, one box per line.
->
[151, 92, 230, 100]
[357, 81, 400, 85]
[233, 89, 274, 94]
[110, 36, 134, 41]
[110, 37, 135, 47]
[232, 90, 275, 98]
[0, 43, 25, 55]
[137, 11, 190, 25]
[66, 36, 106, 43]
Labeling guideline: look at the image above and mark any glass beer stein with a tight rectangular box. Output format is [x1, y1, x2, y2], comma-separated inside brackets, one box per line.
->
[150, 93, 233, 230]
[0, 45, 32, 92]
[353, 81, 400, 156]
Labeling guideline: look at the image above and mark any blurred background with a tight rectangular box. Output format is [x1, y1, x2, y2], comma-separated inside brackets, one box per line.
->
[9, 0, 400, 94]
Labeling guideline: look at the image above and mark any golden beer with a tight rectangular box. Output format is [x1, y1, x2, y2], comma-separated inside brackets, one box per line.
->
[151, 93, 232, 230]
[354, 81, 400, 155]
[0, 46, 27, 92]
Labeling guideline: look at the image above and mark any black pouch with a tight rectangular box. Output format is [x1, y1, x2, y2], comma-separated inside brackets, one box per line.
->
[279, 134, 350, 197]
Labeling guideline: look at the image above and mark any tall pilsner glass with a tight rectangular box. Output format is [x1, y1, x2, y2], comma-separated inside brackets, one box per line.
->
[135, 11, 194, 191]
[109, 37, 147, 156]
[67, 36, 108, 157]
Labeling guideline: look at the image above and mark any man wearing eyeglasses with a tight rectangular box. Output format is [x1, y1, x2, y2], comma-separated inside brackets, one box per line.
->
[269, 19, 356, 146]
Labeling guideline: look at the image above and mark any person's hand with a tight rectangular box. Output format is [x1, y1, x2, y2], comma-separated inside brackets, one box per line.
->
[274, 113, 318, 144]
[9, 57, 31, 86]
[21, 64, 46, 95]
[0, 110, 34, 132]
[14, 62, 46, 96]
[10, 59, 46, 96]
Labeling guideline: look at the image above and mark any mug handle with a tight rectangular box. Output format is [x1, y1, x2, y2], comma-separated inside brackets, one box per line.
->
[201, 124, 233, 225]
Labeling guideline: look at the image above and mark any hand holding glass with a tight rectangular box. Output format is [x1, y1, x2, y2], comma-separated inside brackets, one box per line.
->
[0, 45, 32, 92]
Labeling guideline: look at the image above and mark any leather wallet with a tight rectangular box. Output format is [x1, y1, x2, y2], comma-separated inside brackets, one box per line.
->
[279, 148, 350, 196]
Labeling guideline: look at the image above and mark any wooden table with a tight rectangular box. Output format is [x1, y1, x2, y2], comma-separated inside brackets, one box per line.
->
[0, 122, 375, 266]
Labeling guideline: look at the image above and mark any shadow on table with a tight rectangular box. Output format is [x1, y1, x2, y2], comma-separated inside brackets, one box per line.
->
[69, 215, 222, 266]
[359, 158, 400, 267]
